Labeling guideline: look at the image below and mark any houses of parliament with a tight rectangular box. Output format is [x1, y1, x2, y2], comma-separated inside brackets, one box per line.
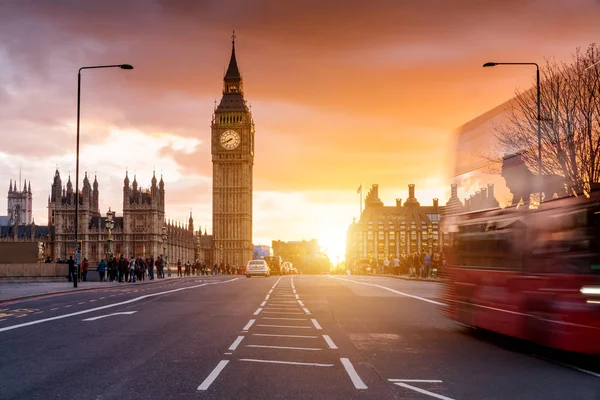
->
[0, 34, 255, 266]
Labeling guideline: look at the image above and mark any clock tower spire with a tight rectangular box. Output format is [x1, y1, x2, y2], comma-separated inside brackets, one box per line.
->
[211, 33, 255, 267]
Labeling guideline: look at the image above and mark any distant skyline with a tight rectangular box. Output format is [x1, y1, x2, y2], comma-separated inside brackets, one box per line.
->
[1, 0, 600, 261]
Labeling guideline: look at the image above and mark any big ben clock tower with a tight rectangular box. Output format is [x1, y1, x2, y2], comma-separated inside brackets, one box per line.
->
[211, 33, 255, 266]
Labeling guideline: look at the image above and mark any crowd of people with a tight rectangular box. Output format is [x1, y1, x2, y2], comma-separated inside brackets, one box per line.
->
[350, 251, 446, 278]
[58, 255, 248, 283]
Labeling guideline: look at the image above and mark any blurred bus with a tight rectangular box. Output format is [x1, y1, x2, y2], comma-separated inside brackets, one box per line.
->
[263, 255, 283, 275]
[441, 105, 600, 354]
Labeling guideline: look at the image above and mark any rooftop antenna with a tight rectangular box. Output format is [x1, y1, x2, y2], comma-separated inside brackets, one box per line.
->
[19, 166, 21, 191]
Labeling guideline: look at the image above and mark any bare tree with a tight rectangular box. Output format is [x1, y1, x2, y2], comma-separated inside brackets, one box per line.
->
[494, 44, 600, 195]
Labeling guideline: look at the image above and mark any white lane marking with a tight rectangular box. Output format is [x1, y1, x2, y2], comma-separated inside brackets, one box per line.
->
[240, 358, 334, 367]
[393, 383, 455, 400]
[268, 289, 273, 294]
[328, 275, 445, 306]
[228, 336, 245, 351]
[323, 335, 338, 349]
[389, 379, 443, 383]
[197, 360, 229, 391]
[533, 355, 600, 378]
[265, 306, 299, 310]
[253, 333, 318, 338]
[302, 307, 312, 315]
[224, 352, 232, 355]
[246, 344, 322, 351]
[271, 294, 294, 297]
[311, 319, 322, 330]
[293, 289, 297, 294]
[0, 278, 240, 334]
[256, 324, 312, 329]
[340, 358, 368, 389]
[297, 300, 305, 307]
[253, 308, 263, 315]
[263, 317, 307, 321]
[295, 294, 300, 299]
[264, 294, 270, 300]
[267, 300, 297, 303]
[262, 311, 304, 315]
[243, 319, 256, 331]
[260, 301, 266, 307]
[82, 311, 137, 321]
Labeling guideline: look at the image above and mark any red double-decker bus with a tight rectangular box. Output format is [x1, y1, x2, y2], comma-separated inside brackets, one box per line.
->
[441, 105, 600, 354]
[443, 194, 600, 354]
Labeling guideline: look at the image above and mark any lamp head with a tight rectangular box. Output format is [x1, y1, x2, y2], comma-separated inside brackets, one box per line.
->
[483, 62, 497, 67]
[120, 64, 134, 70]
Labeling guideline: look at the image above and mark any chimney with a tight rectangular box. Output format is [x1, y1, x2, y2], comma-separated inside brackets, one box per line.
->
[396, 198, 402, 207]
[408, 184, 415, 199]
[481, 187, 487, 203]
[487, 183, 494, 200]
[451, 184, 458, 198]
[433, 198, 439, 212]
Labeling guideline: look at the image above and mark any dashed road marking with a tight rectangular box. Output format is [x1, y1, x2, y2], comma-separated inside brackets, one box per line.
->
[389, 379, 443, 383]
[197, 360, 230, 391]
[341, 358, 368, 389]
[228, 336, 245, 351]
[323, 335, 338, 349]
[391, 382, 454, 400]
[302, 307, 311, 315]
[50, 308, 59, 311]
[243, 319, 256, 331]
[298, 300, 305, 307]
[64, 305, 72, 308]
[311, 319, 322, 330]
[263, 317, 306, 321]
[253, 308, 263, 315]
[262, 311, 304, 315]
[239, 359, 334, 367]
[253, 333, 317, 338]
[246, 344, 322, 351]
[256, 324, 312, 329]
[260, 301, 266, 307]
[82, 311, 137, 321]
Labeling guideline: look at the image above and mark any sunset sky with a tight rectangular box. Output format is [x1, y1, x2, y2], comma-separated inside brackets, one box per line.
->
[1, 0, 599, 262]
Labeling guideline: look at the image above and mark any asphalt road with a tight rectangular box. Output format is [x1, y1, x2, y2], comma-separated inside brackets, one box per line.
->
[0, 274, 598, 400]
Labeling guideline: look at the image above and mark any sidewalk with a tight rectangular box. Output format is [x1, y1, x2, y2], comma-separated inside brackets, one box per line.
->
[350, 273, 441, 282]
[0, 274, 214, 303]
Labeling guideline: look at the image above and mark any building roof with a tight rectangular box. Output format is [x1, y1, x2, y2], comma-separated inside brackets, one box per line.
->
[0, 225, 50, 239]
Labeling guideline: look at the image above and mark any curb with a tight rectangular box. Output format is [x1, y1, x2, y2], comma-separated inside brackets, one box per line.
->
[0, 275, 218, 304]
[372, 274, 440, 283]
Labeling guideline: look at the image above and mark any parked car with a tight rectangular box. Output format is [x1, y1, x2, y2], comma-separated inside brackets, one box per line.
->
[245, 259, 270, 278]
[289, 267, 299, 275]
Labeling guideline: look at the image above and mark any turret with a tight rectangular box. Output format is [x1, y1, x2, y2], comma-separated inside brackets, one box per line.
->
[92, 174, 99, 213]
[123, 171, 131, 207]
[189, 211, 194, 232]
[66, 175, 73, 195]
[9, 179, 12, 193]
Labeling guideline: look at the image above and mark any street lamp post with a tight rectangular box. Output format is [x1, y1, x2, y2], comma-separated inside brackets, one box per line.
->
[104, 208, 115, 262]
[483, 61, 542, 204]
[74, 64, 133, 288]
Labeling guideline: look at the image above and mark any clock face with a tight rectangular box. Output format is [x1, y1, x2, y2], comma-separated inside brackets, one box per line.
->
[220, 130, 240, 150]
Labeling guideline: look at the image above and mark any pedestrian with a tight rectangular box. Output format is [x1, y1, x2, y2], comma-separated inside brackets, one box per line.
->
[185, 260, 191, 276]
[392, 256, 400, 275]
[177, 259, 182, 277]
[81, 258, 89, 282]
[129, 257, 136, 282]
[97, 259, 107, 282]
[149, 255, 155, 280]
[67, 255, 75, 282]
[424, 253, 431, 278]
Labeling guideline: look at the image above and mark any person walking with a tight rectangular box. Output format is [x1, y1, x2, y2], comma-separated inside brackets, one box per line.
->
[67, 255, 75, 282]
[81, 258, 89, 282]
[129, 257, 136, 282]
[177, 260, 183, 277]
[185, 260, 191, 276]
[424, 253, 431, 278]
[149, 255, 155, 280]
[97, 259, 107, 282]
